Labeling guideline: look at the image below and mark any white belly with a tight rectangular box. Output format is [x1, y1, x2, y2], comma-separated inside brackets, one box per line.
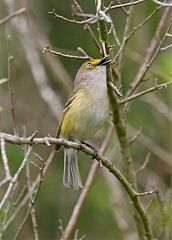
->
[69, 65, 109, 140]
[72, 89, 109, 140]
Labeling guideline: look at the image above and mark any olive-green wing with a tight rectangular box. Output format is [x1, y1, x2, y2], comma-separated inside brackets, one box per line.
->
[54, 91, 77, 151]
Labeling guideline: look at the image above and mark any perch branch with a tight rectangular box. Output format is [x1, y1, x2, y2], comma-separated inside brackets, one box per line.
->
[61, 126, 114, 240]
[0, 132, 153, 240]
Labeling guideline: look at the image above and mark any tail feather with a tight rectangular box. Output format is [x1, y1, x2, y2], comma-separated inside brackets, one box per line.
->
[63, 148, 83, 190]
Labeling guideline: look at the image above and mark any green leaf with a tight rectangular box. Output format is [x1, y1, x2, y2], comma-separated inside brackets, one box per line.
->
[0, 106, 4, 112]
[0, 78, 8, 85]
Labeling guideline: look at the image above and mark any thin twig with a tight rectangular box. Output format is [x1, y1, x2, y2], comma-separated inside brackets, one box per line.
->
[0, 137, 12, 181]
[0, 178, 9, 188]
[135, 153, 151, 176]
[119, 80, 172, 104]
[155, 190, 167, 239]
[61, 126, 114, 240]
[5, 4, 63, 120]
[129, 128, 142, 146]
[108, 0, 145, 11]
[43, 46, 91, 60]
[125, 7, 172, 99]
[77, 47, 90, 57]
[116, 0, 129, 15]
[25, 148, 40, 240]
[13, 156, 45, 240]
[7, 56, 18, 136]
[125, 5, 161, 42]
[97, 1, 153, 239]
[48, 9, 97, 24]
[71, 0, 101, 50]
[4, 150, 55, 231]
[0, 7, 26, 26]
[136, 189, 157, 197]
[0, 131, 154, 240]
[161, 43, 172, 50]
[112, 3, 134, 75]
[0, 146, 32, 211]
[152, 0, 172, 7]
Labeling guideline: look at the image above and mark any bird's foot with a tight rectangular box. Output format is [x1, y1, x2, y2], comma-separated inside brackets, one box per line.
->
[80, 141, 98, 159]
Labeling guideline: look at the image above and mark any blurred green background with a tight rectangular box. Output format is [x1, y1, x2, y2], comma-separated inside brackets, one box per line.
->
[0, 1, 172, 240]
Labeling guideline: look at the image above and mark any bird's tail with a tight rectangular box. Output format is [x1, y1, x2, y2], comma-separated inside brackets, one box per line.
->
[63, 148, 83, 190]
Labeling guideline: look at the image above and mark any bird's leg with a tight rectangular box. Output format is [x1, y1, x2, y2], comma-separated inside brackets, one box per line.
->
[80, 141, 98, 159]
[74, 140, 98, 159]
[74, 139, 85, 151]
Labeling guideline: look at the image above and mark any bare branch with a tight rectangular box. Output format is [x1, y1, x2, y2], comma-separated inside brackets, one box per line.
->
[0, 78, 8, 85]
[61, 126, 114, 240]
[0, 131, 155, 240]
[4, 150, 55, 231]
[119, 80, 172, 104]
[109, 82, 123, 97]
[26, 148, 40, 240]
[0, 146, 32, 211]
[0, 178, 9, 188]
[161, 43, 172, 50]
[152, 0, 172, 7]
[5, 4, 63, 120]
[136, 189, 157, 197]
[116, 0, 129, 15]
[43, 46, 91, 60]
[135, 153, 151, 176]
[108, 0, 145, 11]
[0, 8, 26, 26]
[125, 6, 161, 42]
[7, 56, 18, 136]
[0, 137, 12, 181]
[48, 9, 97, 24]
[13, 155, 45, 240]
[125, 7, 172, 99]
[129, 128, 142, 146]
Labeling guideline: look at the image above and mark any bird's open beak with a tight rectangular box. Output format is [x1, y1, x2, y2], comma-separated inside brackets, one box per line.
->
[97, 55, 112, 66]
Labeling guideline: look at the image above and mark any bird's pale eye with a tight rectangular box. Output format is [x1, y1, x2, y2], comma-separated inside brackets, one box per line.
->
[86, 63, 92, 68]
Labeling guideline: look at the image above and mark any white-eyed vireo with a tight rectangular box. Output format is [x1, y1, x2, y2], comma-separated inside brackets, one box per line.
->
[56, 56, 111, 189]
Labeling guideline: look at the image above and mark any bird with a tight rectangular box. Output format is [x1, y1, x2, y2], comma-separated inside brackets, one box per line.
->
[55, 56, 111, 189]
